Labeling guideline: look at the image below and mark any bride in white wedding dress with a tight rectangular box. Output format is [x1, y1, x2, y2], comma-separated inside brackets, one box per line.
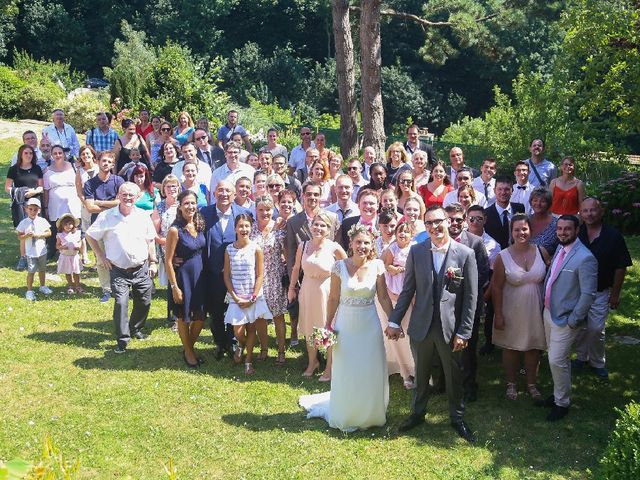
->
[299, 225, 395, 432]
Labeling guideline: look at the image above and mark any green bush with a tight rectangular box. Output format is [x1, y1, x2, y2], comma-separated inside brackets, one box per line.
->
[590, 169, 640, 235]
[0, 65, 25, 117]
[12, 49, 83, 92]
[599, 400, 640, 479]
[61, 90, 110, 133]
[18, 81, 65, 120]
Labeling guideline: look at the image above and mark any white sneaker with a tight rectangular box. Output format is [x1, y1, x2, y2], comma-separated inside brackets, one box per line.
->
[38, 286, 53, 295]
[25, 290, 36, 301]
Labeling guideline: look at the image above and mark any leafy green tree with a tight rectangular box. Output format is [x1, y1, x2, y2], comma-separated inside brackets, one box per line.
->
[0, 0, 18, 59]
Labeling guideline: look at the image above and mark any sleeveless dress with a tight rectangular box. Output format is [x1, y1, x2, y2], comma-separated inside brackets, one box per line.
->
[172, 228, 206, 323]
[551, 185, 579, 215]
[418, 184, 453, 208]
[250, 223, 287, 318]
[116, 135, 149, 172]
[224, 241, 273, 325]
[174, 127, 194, 146]
[298, 240, 339, 338]
[299, 259, 389, 432]
[56, 231, 82, 274]
[492, 248, 547, 351]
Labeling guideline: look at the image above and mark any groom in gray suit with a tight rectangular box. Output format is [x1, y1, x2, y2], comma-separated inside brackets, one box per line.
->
[387, 205, 478, 442]
[542, 214, 597, 421]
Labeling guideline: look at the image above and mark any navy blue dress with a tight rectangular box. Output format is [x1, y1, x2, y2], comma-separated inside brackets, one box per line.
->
[173, 227, 206, 323]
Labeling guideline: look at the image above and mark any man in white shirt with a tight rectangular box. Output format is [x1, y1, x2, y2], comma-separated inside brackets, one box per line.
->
[288, 126, 314, 173]
[443, 167, 487, 208]
[325, 175, 360, 223]
[346, 159, 368, 202]
[510, 161, 534, 215]
[472, 158, 497, 206]
[10, 130, 44, 167]
[86, 182, 158, 354]
[209, 141, 255, 195]
[172, 142, 212, 187]
[42, 109, 80, 158]
[361, 146, 377, 181]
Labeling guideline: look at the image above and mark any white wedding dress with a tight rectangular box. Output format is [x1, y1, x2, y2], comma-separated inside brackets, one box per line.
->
[299, 259, 389, 432]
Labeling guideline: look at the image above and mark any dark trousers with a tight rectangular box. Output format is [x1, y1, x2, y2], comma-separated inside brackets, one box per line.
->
[47, 220, 58, 259]
[462, 303, 483, 394]
[206, 273, 234, 349]
[411, 320, 465, 424]
[110, 263, 153, 343]
[483, 299, 494, 346]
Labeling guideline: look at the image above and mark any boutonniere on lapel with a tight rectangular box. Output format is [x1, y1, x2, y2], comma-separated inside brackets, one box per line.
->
[445, 266, 463, 281]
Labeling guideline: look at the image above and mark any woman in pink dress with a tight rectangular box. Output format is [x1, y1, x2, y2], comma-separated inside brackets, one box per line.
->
[288, 212, 347, 380]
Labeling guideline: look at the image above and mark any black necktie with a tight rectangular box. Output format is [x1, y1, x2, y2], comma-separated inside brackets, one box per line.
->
[203, 151, 211, 166]
[484, 183, 489, 198]
[502, 210, 510, 244]
[516, 185, 526, 190]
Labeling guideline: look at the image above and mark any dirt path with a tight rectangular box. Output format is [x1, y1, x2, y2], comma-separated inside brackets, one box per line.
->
[0, 119, 50, 140]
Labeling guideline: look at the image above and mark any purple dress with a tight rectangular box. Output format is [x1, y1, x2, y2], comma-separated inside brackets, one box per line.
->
[172, 227, 206, 323]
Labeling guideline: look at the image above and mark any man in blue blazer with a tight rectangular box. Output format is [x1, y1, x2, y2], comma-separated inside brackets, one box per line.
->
[201, 180, 250, 359]
[542, 214, 597, 421]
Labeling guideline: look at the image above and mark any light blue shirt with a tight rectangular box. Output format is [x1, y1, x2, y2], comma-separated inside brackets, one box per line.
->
[525, 158, 557, 187]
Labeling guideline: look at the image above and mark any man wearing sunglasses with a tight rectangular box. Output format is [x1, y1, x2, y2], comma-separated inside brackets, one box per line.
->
[194, 128, 225, 169]
[346, 159, 368, 201]
[442, 167, 487, 208]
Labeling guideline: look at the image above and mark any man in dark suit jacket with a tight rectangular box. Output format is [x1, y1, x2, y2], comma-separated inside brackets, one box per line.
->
[201, 179, 250, 359]
[404, 124, 437, 167]
[336, 189, 379, 251]
[194, 128, 226, 170]
[387, 205, 478, 443]
[444, 203, 490, 402]
[481, 176, 525, 354]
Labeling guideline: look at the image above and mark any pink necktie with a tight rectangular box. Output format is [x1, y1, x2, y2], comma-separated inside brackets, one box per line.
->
[544, 248, 566, 309]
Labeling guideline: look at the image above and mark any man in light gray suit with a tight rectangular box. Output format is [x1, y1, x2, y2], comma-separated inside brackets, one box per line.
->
[387, 205, 478, 442]
[542, 214, 597, 421]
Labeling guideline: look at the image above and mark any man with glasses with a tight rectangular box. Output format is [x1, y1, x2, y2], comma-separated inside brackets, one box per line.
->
[346, 159, 368, 201]
[42, 108, 80, 159]
[325, 175, 360, 223]
[288, 127, 315, 174]
[442, 166, 487, 208]
[272, 154, 301, 200]
[444, 203, 490, 402]
[194, 127, 225, 169]
[86, 182, 158, 353]
[387, 205, 478, 443]
[209, 141, 255, 195]
[10, 131, 45, 167]
[510, 161, 534, 215]
[466, 205, 501, 269]
[404, 124, 437, 165]
[86, 112, 119, 153]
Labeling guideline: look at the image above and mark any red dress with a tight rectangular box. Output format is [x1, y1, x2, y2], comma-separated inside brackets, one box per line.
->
[418, 184, 453, 208]
[551, 185, 579, 215]
[136, 123, 154, 139]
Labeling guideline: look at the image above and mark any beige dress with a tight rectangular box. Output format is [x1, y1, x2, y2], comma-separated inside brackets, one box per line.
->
[298, 241, 339, 338]
[493, 248, 547, 351]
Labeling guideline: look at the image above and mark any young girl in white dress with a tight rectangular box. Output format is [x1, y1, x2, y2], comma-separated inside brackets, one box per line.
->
[381, 221, 416, 389]
[223, 214, 273, 375]
[56, 213, 82, 294]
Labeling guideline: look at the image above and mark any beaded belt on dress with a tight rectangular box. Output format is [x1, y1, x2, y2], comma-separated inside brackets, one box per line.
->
[339, 297, 374, 306]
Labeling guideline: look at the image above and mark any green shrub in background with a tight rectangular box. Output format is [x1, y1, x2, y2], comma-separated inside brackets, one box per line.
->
[590, 169, 640, 235]
[12, 50, 83, 92]
[60, 90, 110, 133]
[0, 65, 25, 118]
[17, 82, 65, 120]
[599, 400, 640, 479]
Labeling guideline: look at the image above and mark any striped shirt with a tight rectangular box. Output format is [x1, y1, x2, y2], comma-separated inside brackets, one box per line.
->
[226, 241, 261, 299]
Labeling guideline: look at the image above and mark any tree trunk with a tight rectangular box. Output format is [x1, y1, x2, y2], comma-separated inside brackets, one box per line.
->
[331, 0, 359, 160]
[359, 0, 386, 160]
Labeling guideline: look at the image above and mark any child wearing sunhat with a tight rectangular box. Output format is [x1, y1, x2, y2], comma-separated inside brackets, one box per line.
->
[15, 198, 52, 301]
[56, 213, 83, 294]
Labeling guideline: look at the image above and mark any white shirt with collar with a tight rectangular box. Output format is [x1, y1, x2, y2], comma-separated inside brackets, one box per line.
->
[442, 188, 487, 208]
[210, 162, 255, 193]
[171, 159, 213, 187]
[325, 200, 360, 223]
[481, 231, 501, 269]
[510, 182, 534, 215]
[86, 206, 156, 269]
[216, 206, 233, 233]
[42, 123, 80, 157]
[472, 176, 496, 206]
[288, 142, 315, 170]
[494, 202, 514, 226]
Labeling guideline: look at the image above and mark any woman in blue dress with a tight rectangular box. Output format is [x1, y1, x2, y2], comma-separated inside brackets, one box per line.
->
[165, 190, 206, 368]
[173, 112, 195, 146]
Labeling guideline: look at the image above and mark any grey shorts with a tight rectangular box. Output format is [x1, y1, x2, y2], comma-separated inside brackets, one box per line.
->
[27, 254, 47, 273]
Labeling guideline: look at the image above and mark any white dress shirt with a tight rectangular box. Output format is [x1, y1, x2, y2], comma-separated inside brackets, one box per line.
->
[442, 188, 487, 208]
[472, 176, 496, 205]
[216, 207, 232, 233]
[171, 159, 213, 187]
[510, 182, 534, 215]
[210, 162, 255, 193]
[325, 200, 360, 223]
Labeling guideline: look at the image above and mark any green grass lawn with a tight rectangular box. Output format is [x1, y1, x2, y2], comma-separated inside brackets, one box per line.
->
[1, 136, 639, 479]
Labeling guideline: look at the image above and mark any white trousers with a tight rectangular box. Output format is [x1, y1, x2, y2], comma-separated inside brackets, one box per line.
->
[544, 308, 579, 407]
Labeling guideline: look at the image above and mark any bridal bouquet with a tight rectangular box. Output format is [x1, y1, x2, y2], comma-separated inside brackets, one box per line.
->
[310, 327, 337, 353]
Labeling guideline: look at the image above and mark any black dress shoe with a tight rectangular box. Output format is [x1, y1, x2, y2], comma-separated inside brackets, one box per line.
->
[464, 390, 478, 403]
[537, 394, 556, 408]
[183, 351, 199, 369]
[225, 345, 235, 359]
[479, 343, 494, 355]
[133, 332, 149, 340]
[398, 415, 425, 432]
[214, 346, 225, 360]
[451, 421, 476, 443]
[546, 404, 569, 421]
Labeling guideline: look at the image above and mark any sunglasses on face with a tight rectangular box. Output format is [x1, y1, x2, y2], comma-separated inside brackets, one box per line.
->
[468, 216, 484, 223]
[161, 128, 171, 132]
[348, 166, 359, 171]
[448, 217, 465, 224]
[301, 132, 311, 136]
[400, 179, 413, 185]
[195, 136, 208, 141]
[268, 184, 283, 189]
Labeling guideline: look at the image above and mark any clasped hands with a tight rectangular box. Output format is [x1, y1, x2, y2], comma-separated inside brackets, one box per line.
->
[384, 326, 404, 341]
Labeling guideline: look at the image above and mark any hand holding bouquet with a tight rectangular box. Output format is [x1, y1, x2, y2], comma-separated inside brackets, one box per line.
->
[309, 327, 337, 353]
